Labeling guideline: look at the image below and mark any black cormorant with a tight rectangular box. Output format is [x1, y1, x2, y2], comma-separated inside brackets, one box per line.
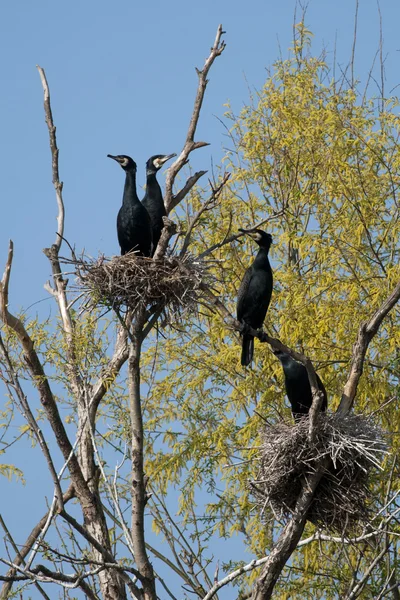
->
[237, 229, 273, 366]
[273, 349, 328, 421]
[108, 154, 153, 257]
[142, 154, 176, 254]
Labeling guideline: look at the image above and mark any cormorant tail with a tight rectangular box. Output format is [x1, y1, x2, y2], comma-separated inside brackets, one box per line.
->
[241, 335, 254, 367]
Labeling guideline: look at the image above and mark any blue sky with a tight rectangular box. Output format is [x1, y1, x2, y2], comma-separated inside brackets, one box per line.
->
[1, 0, 400, 597]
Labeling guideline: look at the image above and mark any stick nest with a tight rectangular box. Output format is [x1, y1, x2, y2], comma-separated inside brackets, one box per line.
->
[251, 413, 387, 533]
[67, 253, 213, 316]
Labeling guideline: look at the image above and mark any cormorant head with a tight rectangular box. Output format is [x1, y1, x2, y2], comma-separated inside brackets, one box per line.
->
[239, 228, 272, 250]
[273, 349, 300, 371]
[146, 154, 176, 175]
[272, 348, 289, 362]
[107, 154, 137, 172]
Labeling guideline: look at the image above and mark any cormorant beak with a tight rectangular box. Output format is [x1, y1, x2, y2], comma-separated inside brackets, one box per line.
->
[159, 153, 177, 165]
[107, 154, 120, 163]
[238, 228, 258, 240]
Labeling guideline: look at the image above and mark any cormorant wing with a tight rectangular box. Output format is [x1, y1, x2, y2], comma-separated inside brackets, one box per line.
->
[237, 266, 254, 322]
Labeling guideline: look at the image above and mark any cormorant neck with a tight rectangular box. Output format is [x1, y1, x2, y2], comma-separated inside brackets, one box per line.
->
[123, 170, 139, 204]
[146, 171, 162, 192]
[282, 358, 302, 375]
[254, 246, 270, 267]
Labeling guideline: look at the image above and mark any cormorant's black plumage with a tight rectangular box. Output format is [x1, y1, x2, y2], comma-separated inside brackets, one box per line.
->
[237, 229, 273, 366]
[274, 349, 328, 421]
[108, 154, 153, 257]
[142, 154, 176, 255]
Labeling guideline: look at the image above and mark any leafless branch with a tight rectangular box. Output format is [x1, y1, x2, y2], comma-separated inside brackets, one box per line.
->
[153, 218, 178, 261]
[179, 173, 231, 256]
[36, 66, 64, 251]
[89, 324, 129, 417]
[202, 555, 271, 600]
[338, 279, 400, 414]
[197, 211, 283, 259]
[37, 67, 83, 400]
[0, 516, 51, 600]
[168, 170, 207, 213]
[0, 485, 75, 599]
[345, 546, 389, 600]
[350, 0, 359, 89]
[164, 24, 226, 213]
[59, 511, 141, 598]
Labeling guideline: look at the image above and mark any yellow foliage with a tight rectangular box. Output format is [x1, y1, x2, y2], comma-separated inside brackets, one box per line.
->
[138, 26, 400, 596]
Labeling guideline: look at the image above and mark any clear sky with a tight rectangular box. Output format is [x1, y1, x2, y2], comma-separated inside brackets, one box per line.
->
[1, 0, 400, 597]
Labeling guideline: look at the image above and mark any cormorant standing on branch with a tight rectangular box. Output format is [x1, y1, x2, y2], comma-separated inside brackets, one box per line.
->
[273, 349, 328, 421]
[236, 229, 273, 366]
[142, 154, 176, 255]
[107, 154, 153, 257]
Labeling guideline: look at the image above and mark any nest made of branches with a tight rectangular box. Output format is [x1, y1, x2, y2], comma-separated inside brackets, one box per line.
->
[66, 252, 214, 316]
[251, 413, 387, 533]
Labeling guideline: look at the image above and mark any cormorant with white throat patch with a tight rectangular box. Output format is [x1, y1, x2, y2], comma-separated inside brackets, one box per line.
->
[236, 229, 273, 366]
[273, 349, 328, 421]
[142, 154, 176, 255]
[108, 154, 153, 257]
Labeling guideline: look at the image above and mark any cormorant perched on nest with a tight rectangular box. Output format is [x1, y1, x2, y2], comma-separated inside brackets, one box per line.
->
[142, 154, 176, 255]
[237, 229, 273, 366]
[107, 154, 153, 257]
[273, 349, 328, 421]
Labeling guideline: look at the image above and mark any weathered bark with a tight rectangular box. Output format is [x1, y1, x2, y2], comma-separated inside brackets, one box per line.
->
[129, 324, 156, 600]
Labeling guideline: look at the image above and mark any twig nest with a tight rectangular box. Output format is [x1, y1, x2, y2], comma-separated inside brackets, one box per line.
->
[69, 253, 212, 315]
[251, 413, 387, 533]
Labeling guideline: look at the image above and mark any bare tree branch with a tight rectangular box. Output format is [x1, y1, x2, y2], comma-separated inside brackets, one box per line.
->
[37, 66, 83, 400]
[164, 24, 226, 213]
[37, 66, 64, 251]
[59, 510, 142, 598]
[179, 173, 231, 257]
[168, 171, 207, 213]
[345, 546, 389, 600]
[350, 0, 359, 89]
[128, 318, 156, 600]
[0, 485, 75, 600]
[197, 212, 284, 259]
[338, 279, 400, 414]
[0, 515, 51, 600]
[89, 324, 129, 417]
[152, 218, 178, 261]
